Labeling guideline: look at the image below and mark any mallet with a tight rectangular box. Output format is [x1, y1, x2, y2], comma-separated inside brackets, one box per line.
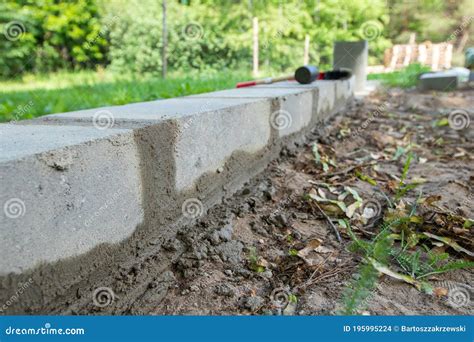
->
[317, 68, 352, 80]
[236, 65, 318, 88]
[236, 65, 351, 88]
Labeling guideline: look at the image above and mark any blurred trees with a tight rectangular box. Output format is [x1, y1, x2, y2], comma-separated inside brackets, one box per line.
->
[1, 0, 473, 78]
[0, 0, 107, 77]
[387, 0, 473, 48]
[104, 0, 390, 76]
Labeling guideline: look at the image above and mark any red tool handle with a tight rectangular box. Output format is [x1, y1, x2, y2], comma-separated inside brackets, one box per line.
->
[236, 80, 257, 88]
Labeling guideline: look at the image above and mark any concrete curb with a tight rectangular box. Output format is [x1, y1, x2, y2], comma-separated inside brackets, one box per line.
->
[0, 77, 354, 313]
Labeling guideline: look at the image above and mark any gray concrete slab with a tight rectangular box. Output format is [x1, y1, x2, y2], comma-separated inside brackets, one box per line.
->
[36, 97, 268, 127]
[192, 86, 314, 137]
[253, 80, 317, 88]
[334, 41, 368, 92]
[0, 124, 143, 275]
[35, 97, 275, 192]
[0, 76, 354, 305]
[0, 124, 129, 162]
[254, 79, 354, 121]
[173, 100, 272, 191]
[190, 87, 311, 98]
[418, 73, 458, 91]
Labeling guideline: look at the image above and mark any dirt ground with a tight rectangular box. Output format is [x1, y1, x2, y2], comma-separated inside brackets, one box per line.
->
[128, 87, 474, 316]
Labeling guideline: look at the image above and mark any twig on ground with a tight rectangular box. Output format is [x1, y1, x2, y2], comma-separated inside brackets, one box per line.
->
[311, 265, 353, 283]
[322, 163, 373, 177]
[322, 160, 397, 178]
[298, 252, 336, 290]
[312, 202, 342, 243]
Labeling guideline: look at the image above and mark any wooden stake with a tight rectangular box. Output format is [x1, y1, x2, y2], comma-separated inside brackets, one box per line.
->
[417, 44, 427, 64]
[253, 17, 259, 77]
[445, 44, 453, 69]
[389, 45, 399, 71]
[303, 34, 310, 65]
[403, 45, 412, 66]
[432, 44, 440, 71]
[162, 0, 167, 78]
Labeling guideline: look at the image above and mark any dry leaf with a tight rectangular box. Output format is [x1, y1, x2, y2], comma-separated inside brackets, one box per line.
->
[433, 287, 448, 298]
[297, 239, 322, 258]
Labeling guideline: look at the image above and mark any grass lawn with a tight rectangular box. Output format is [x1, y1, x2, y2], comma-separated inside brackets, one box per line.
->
[1, 64, 431, 123]
[0, 69, 251, 122]
[368, 63, 430, 88]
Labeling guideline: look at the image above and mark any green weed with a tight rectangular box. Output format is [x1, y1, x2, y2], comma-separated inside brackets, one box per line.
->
[340, 154, 473, 315]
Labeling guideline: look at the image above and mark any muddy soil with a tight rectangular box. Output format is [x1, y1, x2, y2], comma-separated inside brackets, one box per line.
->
[108, 88, 474, 315]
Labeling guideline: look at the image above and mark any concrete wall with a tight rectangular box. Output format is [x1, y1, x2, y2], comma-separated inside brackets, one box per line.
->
[0, 77, 354, 313]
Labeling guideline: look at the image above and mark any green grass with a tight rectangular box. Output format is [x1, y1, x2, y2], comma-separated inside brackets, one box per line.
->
[368, 63, 431, 88]
[1, 63, 431, 123]
[0, 69, 252, 122]
[340, 153, 474, 314]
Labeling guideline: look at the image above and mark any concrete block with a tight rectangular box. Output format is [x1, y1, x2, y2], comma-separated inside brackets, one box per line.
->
[192, 87, 314, 138]
[34, 97, 273, 193]
[172, 100, 272, 191]
[335, 79, 352, 102]
[190, 87, 310, 98]
[36, 97, 267, 128]
[0, 73, 357, 313]
[0, 124, 143, 275]
[254, 77, 354, 122]
[250, 82, 320, 124]
[29, 83, 352, 195]
[418, 73, 458, 91]
[334, 41, 368, 92]
[0, 82, 353, 272]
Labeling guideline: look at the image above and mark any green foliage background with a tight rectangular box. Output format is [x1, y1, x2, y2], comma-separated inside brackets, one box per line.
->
[104, 0, 391, 76]
[1, 0, 473, 78]
[0, 0, 107, 78]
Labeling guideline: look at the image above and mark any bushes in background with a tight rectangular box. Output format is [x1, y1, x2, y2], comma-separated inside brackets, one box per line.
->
[104, 0, 391, 76]
[1, 0, 392, 78]
[0, 0, 107, 78]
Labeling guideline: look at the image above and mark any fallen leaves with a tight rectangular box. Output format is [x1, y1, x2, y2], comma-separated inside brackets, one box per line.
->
[296, 239, 325, 266]
[368, 257, 430, 293]
[423, 232, 474, 258]
[312, 143, 337, 173]
[307, 185, 364, 219]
